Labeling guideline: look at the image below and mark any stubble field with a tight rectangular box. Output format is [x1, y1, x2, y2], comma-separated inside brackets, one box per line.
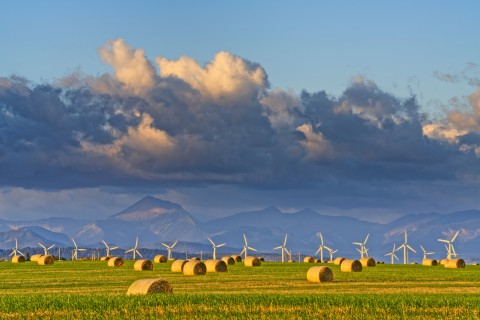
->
[0, 260, 479, 319]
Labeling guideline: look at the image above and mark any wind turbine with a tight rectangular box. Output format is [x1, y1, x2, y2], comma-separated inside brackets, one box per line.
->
[208, 237, 226, 260]
[420, 245, 435, 260]
[385, 243, 399, 264]
[353, 233, 370, 259]
[71, 238, 87, 260]
[273, 234, 289, 262]
[239, 234, 257, 259]
[438, 230, 459, 260]
[125, 237, 143, 260]
[396, 230, 416, 264]
[101, 240, 118, 257]
[9, 238, 24, 258]
[161, 240, 178, 260]
[315, 232, 330, 262]
[326, 247, 338, 262]
[38, 242, 55, 256]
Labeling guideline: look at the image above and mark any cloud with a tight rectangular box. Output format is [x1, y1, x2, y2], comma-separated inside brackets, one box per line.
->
[2, 38, 480, 218]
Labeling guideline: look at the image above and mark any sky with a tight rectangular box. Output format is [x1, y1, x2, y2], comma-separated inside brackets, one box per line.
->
[0, 2, 479, 222]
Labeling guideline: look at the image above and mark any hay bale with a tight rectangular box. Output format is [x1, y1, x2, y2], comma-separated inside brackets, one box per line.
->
[315, 259, 322, 263]
[307, 266, 334, 283]
[134, 259, 153, 271]
[221, 256, 235, 265]
[100, 256, 110, 261]
[288, 260, 296, 263]
[422, 259, 438, 266]
[244, 256, 261, 267]
[183, 261, 207, 276]
[439, 259, 446, 265]
[204, 259, 228, 273]
[444, 259, 466, 269]
[340, 259, 362, 272]
[153, 255, 167, 263]
[30, 254, 43, 262]
[11, 256, 25, 263]
[107, 257, 124, 267]
[190, 257, 200, 261]
[333, 257, 346, 265]
[258, 257, 265, 262]
[127, 278, 173, 295]
[171, 259, 188, 272]
[303, 256, 315, 263]
[231, 255, 242, 262]
[360, 257, 376, 267]
[410, 262, 418, 265]
[38, 255, 54, 265]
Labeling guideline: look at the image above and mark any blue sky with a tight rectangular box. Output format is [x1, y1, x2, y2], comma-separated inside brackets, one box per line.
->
[1, 2, 480, 222]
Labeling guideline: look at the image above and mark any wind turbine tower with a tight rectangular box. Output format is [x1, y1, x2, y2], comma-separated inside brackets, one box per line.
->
[273, 234, 289, 263]
[161, 241, 178, 260]
[396, 230, 416, 264]
[239, 234, 257, 260]
[208, 237, 226, 260]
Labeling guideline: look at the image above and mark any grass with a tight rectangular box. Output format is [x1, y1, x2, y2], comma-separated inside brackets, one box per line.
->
[0, 260, 479, 319]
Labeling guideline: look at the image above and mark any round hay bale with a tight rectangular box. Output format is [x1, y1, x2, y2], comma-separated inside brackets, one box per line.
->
[107, 257, 124, 267]
[410, 262, 418, 265]
[134, 259, 153, 271]
[231, 255, 242, 262]
[258, 257, 265, 262]
[340, 259, 362, 272]
[288, 260, 296, 263]
[127, 278, 173, 295]
[38, 255, 54, 265]
[333, 257, 346, 265]
[307, 266, 334, 283]
[221, 256, 235, 265]
[30, 254, 43, 262]
[11, 256, 25, 263]
[303, 256, 315, 263]
[444, 259, 466, 269]
[183, 261, 206, 276]
[190, 257, 200, 261]
[360, 257, 376, 267]
[153, 255, 167, 263]
[244, 256, 261, 267]
[100, 256, 110, 261]
[439, 259, 446, 265]
[204, 259, 228, 273]
[315, 259, 322, 263]
[422, 259, 438, 266]
[171, 259, 188, 272]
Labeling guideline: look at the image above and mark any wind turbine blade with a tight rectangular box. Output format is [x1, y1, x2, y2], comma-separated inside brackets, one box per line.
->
[393, 243, 396, 251]
[239, 248, 245, 255]
[396, 244, 405, 251]
[353, 242, 362, 246]
[451, 230, 460, 242]
[78, 249, 87, 252]
[9, 251, 14, 257]
[137, 250, 143, 259]
[385, 253, 392, 257]
[248, 247, 257, 252]
[161, 243, 168, 248]
[451, 245, 457, 256]
[364, 233, 370, 244]
[315, 248, 321, 255]
[217, 243, 226, 247]
[333, 250, 338, 254]
[110, 247, 119, 250]
[420, 245, 425, 253]
[437, 239, 449, 243]
[47, 244, 55, 250]
[284, 234, 288, 246]
[135, 237, 138, 247]
[404, 230, 407, 243]
[125, 249, 134, 253]
[172, 241, 178, 248]
[324, 246, 332, 251]
[102, 240, 108, 248]
[273, 246, 282, 250]
[319, 232, 324, 245]
[17, 250, 24, 256]
[208, 237, 215, 246]
[356, 248, 362, 253]
[394, 254, 399, 261]
[407, 245, 416, 253]
[243, 234, 247, 245]
[427, 251, 435, 255]
[72, 238, 77, 247]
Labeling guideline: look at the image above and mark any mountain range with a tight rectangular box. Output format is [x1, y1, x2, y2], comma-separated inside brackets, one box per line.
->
[1, 196, 479, 261]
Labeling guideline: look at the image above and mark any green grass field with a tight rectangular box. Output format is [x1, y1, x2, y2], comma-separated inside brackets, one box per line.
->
[0, 260, 479, 319]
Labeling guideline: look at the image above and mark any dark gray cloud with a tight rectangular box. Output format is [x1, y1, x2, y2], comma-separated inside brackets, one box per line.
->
[1, 40, 480, 220]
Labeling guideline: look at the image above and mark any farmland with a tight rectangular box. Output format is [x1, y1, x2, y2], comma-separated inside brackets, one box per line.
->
[0, 260, 479, 319]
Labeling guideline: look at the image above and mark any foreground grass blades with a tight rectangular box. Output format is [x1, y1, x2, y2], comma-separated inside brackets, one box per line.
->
[0, 261, 479, 318]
